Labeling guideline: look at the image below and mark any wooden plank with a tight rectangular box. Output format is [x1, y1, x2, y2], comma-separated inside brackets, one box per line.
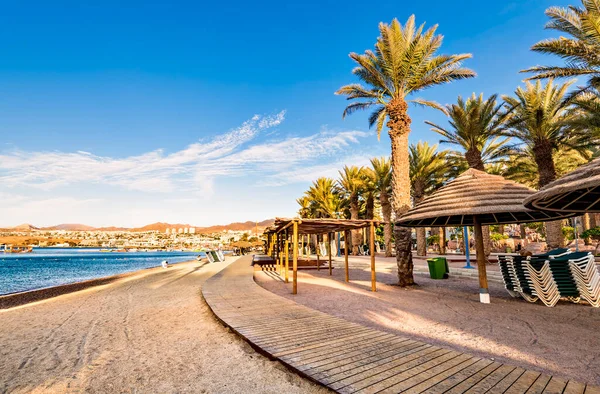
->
[346, 350, 461, 394]
[464, 365, 517, 394]
[563, 380, 586, 394]
[473, 367, 525, 394]
[390, 356, 482, 393]
[321, 344, 433, 387]
[504, 370, 542, 394]
[427, 359, 497, 394]
[375, 353, 475, 394]
[585, 384, 600, 394]
[295, 336, 414, 373]
[272, 330, 381, 358]
[526, 374, 552, 393]
[272, 330, 382, 357]
[542, 376, 568, 394]
[330, 346, 443, 391]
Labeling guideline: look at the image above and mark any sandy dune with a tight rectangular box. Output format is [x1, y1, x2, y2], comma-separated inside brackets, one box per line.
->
[0, 258, 327, 393]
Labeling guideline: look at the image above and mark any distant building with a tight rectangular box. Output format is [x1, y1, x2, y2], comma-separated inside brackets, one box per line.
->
[184, 227, 189, 234]
[189, 227, 196, 234]
[165, 228, 171, 235]
[178, 228, 183, 234]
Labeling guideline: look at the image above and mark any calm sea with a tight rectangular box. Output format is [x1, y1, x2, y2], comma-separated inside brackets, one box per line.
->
[0, 248, 202, 295]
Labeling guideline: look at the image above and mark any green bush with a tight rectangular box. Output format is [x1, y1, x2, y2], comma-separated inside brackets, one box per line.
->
[427, 234, 440, 245]
[582, 226, 600, 241]
[562, 226, 575, 241]
[490, 233, 508, 241]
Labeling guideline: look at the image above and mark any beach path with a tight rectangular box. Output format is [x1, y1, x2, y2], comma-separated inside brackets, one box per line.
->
[0, 258, 327, 393]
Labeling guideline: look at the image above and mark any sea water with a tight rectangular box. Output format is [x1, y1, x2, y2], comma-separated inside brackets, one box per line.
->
[0, 248, 202, 295]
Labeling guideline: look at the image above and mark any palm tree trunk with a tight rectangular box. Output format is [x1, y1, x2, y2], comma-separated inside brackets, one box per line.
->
[366, 194, 375, 244]
[439, 227, 446, 254]
[380, 191, 393, 257]
[590, 213, 597, 229]
[520, 224, 527, 247]
[416, 228, 427, 256]
[583, 214, 591, 245]
[498, 225, 505, 235]
[387, 97, 414, 287]
[534, 139, 564, 249]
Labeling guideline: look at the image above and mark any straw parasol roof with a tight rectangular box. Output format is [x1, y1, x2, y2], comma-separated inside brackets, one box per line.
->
[524, 157, 600, 213]
[231, 240, 253, 248]
[397, 168, 572, 227]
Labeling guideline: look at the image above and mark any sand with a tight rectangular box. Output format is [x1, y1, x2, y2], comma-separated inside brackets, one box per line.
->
[0, 258, 328, 393]
[255, 255, 600, 386]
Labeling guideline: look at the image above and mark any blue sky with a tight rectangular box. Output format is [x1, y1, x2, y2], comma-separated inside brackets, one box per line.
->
[0, 0, 574, 227]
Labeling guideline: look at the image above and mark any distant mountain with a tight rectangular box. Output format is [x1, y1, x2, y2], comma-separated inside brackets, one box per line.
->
[130, 222, 193, 232]
[196, 219, 274, 234]
[12, 223, 40, 231]
[42, 223, 96, 231]
[3, 219, 275, 233]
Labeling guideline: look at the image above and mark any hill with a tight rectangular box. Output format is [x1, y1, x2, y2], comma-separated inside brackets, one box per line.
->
[12, 224, 40, 231]
[42, 223, 97, 231]
[196, 219, 274, 234]
[130, 222, 193, 232]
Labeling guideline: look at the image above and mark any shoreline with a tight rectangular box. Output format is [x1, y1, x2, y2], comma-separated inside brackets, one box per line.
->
[0, 259, 197, 309]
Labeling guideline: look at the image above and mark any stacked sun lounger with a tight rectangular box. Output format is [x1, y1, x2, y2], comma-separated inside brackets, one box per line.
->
[498, 248, 600, 307]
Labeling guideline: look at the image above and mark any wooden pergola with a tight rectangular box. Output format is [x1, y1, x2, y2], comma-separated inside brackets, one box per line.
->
[264, 218, 382, 295]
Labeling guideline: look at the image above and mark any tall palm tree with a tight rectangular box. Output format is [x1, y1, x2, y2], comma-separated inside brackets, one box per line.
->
[368, 157, 393, 257]
[426, 93, 510, 257]
[338, 165, 365, 255]
[409, 142, 448, 256]
[523, 0, 600, 96]
[502, 79, 590, 248]
[336, 16, 475, 286]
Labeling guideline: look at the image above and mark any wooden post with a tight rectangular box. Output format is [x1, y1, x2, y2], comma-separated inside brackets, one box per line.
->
[473, 216, 490, 303]
[316, 234, 320, 271]
[275, 233, 279, 269]
[284, 239, 289, 283]
[370, 222, 376, 292]
[328, 232, 332, 276]
[293, 221, 299, 294]
[344, 230, 349, 282]
[279, 233, 284, 274]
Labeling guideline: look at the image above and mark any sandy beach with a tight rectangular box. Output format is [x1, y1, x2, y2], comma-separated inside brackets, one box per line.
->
[0, 258, 327, 393]
[255, 255, 600, 386]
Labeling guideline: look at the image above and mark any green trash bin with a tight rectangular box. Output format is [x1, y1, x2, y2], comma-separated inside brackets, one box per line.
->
[427, 257, 449, 279]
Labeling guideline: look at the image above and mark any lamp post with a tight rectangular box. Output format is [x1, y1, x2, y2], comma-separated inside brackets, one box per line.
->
[463, 226, 473, 269]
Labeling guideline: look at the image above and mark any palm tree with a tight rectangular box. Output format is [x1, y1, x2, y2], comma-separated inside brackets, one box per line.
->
[426, 93, 510, 257]
[297, 196, 313, 218]
[338, 165, 365, 255]
[409, 142, 448, 256]
[523, 0, 600, 96]
[502, 79, 590, 248]
[304, 178, 346, 218]
[336, 16, 475, 286]
[368, 157, 393, 257]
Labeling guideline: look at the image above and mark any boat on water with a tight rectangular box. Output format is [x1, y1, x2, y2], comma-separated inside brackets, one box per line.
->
[1, 244, 33, 254]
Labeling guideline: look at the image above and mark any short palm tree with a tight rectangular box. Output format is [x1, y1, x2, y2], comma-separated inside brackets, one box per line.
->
[304, 178, 346, 219]
[426, 93, 510, 256]
[426, 93, 510, 170]
[502, 79, 590, 248]
[338, 165, 365, 255]
[523, 0, 600, 96]
[409, 142, 448, 256]
[336, 16, 475, 286]
[296, 196, 313, 218]
[368, 157, 393, 257]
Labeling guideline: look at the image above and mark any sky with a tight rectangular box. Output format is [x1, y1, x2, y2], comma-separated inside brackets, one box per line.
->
[0, 0, 575, 227]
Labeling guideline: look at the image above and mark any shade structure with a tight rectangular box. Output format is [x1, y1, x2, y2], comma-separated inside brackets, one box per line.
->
[524, 157, 600, 213]
[397, 168, 574, 304]
[398, 169, 571, 227]
[268, 218, 383, 235]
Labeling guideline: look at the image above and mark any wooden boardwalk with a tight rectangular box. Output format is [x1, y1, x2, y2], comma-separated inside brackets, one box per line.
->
[202, 256, 600, 394]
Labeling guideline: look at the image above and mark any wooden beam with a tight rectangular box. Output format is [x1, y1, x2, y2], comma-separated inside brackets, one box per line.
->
[284, 238, 289, 283]
[370, 221, 376, 292]
[316, 234, 320, 271]
[328, 232, 332, 276]
[473, 216, 490, 303]
[292, 220, 299, 294]
[344, 230, 349, 282]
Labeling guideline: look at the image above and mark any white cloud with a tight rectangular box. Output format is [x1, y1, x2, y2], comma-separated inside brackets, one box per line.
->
[0, 112, 371, 197]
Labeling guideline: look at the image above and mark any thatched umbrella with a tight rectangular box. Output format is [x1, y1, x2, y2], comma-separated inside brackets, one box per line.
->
[524, 158, 600, 213]
[397, 168, 572, 303]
